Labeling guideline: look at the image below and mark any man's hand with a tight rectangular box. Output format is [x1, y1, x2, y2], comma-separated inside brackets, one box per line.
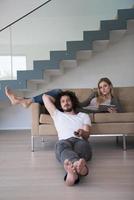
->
[75, 128, 90, 140]
[107, 107, 117, 113]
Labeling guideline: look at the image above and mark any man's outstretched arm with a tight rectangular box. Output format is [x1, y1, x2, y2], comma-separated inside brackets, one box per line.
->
[42, 94, 56, 116]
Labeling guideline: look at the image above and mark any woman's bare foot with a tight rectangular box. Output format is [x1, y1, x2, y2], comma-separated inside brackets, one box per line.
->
[73, 159, 89, 176]
[5, 86, 21, 105]
[5, 86, 32, 108]
[21, 98, 32, 108]
[64, 159, 78, 186]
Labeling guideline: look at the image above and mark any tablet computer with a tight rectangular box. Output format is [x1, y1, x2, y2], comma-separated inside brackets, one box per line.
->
[99, 105, 116, 112]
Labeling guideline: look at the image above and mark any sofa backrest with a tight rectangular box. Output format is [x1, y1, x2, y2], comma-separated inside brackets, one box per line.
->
[114, 87, 134, 112]
[39, 87, 134, 114]
[69, 88, 93, 102]
[70, 87, 134, 113]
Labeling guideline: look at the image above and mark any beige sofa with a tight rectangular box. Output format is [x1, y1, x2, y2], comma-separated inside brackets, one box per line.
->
[31, 87, 134, 151]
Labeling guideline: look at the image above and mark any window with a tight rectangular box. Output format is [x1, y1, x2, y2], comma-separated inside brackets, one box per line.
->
[0, 56, 26, 80]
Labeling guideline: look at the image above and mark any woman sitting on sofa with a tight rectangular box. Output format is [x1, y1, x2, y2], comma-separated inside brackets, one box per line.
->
[79, 77, 122, 113]
[5, 77, 122, 113]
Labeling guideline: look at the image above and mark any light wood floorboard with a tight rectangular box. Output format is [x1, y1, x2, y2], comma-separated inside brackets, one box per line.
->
[0, 130, 134, 200]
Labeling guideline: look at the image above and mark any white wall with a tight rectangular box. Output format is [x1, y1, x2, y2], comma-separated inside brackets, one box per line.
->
[0, 0, 47, 30]
[0, 0, 133, 30]
[0, 106, 31, 130]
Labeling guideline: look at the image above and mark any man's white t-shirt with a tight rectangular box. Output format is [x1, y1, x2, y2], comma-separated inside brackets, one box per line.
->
[52, 109, 91, 140]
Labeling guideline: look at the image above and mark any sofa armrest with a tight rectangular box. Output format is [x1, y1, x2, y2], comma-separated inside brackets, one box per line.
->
[31, 103, 40, 136]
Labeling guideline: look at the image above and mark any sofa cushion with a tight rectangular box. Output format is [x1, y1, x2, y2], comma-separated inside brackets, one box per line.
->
[91, 122, 134, 134]
[40, 114, 53, 124]
[39, 124, 57, 135]
[93, 112, 134, 123]
[40, 113, 94, 124]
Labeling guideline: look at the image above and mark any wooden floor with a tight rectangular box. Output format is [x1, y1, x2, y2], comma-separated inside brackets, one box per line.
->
[0, 130, 134, 200]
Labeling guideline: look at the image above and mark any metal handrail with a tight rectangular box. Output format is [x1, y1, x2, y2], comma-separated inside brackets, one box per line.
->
[0, 0, 52, 32]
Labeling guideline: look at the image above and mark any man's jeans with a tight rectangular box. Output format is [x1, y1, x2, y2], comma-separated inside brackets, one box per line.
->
[55, 137, 92, 165]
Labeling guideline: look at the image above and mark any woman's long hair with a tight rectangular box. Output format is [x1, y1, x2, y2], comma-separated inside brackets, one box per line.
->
[97, 77, 114, 105]
[55, 90, 79, 112]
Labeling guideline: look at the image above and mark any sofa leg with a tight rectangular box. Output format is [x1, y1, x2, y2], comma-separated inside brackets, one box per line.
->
[41, 137, 45, 142]
[116, 136, 119, 144]
[123, 134, 127, 151]
[31, 136, 34, 152]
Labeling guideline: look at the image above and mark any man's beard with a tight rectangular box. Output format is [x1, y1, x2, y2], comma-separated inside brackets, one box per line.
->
[63, 107, 73, 112]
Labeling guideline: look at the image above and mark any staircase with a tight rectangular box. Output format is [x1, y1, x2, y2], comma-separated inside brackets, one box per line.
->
[0, 8, 134, 101]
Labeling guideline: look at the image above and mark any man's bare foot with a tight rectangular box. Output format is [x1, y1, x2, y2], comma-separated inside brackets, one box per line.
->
[64, 159, 78, 186]
[73, 159, 89, 176]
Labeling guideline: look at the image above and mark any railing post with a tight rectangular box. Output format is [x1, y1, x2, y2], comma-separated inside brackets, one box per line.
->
[123, 134, 127, 151]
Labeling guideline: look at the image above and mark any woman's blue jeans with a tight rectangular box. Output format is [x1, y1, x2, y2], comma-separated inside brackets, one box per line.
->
[32, 89, 62, 105]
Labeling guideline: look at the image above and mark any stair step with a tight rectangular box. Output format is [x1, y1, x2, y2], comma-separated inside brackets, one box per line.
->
[28, 79, 46, 84]
[101, 19, 127, 31]
[93, 40, 109, 52]
[0, 80, 27, 100]
[67, 40, 92, 55]
[84, 30, 109, 41]
[118, 8, 134, 20]
[50, 50, 73, 62]
[26, 81, 38, 91]
[34, 60, 58, 71]
[0, 79, 27, 100]
[110, 29, 127, 43]
[45, 68, 64, 76]
[127, 19, 134, 34]
[60, 60, 77, 68]
[17, 69, 43, 81]
[76, 50, 92, 60]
